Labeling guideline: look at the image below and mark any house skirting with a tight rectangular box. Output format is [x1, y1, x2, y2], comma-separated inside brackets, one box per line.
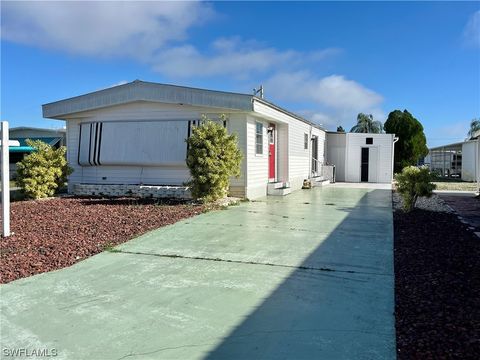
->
[73, 184, 191, 199]
[228, 185, 246, 198]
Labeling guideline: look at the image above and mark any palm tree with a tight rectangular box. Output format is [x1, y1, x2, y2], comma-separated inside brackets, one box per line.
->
[350, 113, 383, 133]
[467, 118, 480, 139]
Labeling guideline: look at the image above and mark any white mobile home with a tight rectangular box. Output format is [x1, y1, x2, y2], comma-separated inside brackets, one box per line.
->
[425, 137, 480, 182]
[8, 127, 66, 180]
[326, 132, 396, 183]
[42, 81, 394, 199]
[43, 81, 329, 199]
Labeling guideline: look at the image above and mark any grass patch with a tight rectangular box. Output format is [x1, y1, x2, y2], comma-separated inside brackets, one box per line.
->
[433, 181, 478, 191]
[103, 243, 121, 253]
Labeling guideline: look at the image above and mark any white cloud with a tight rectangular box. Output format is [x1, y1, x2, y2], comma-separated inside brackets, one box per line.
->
[296, 110, 336, 128]
[463, 10, 480, 47]
[265, 72, 383, 110]
[152, 38, 340, 79]
[264, 71, 384, 130]
[426, 120, 471, 148]
[1, 2, 341, 81]
[1, 1, 214, 59]
[1, 1, 384, 130]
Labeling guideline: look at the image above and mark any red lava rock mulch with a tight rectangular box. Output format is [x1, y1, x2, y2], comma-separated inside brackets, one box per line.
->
[394, 208, 480, 359]
[0, 197, 205, 284]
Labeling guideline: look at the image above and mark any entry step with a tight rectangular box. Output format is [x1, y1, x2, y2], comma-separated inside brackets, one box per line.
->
[313, 179, 330, 187]
[267, 182, 291, 196]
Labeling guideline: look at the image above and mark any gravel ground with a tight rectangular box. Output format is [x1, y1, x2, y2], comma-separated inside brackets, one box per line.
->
[392, 192, 453, 213]
[0, 197, 205, 284]
[393, 193, 480, 359]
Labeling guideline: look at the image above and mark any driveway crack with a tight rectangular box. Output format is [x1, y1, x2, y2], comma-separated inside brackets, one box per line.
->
[116, 342, 215, 360]
[111, 250, 392, 277]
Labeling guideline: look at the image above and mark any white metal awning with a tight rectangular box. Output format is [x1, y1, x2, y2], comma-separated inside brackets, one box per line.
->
[0, 140, 20, 146]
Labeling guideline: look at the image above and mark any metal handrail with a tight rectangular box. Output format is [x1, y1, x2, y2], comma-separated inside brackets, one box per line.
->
[311, 157, 323, 177]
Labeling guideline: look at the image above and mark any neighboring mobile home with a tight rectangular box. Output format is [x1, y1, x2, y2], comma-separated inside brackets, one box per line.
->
[424, 136, 480, 182]
[8, 127, 66, 180]
[42, 80, 395, 199]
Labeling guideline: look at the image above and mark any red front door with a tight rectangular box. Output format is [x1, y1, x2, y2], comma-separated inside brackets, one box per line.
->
[268, 124, 276, 181]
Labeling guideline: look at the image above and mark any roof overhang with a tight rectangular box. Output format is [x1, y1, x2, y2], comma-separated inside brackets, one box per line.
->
[10, 126, 66, 133]
[42, 80, 326, 132]
[428, 140, 476, 151]
[42, 80, 254, 119]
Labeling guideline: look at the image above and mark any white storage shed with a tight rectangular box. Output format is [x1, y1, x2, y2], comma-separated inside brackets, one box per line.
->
[326, 132, 396, 183]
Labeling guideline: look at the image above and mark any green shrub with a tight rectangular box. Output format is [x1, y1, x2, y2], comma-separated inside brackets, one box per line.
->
[16, 139, 73, 199]
[186, 116, 242, 202]
[395, 166, 436, 212]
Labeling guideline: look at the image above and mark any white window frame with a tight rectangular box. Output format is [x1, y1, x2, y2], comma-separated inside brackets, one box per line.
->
[255, 122, 263, 155]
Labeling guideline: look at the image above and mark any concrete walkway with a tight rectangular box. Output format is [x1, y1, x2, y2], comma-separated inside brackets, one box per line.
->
[0, 187, 395, 360]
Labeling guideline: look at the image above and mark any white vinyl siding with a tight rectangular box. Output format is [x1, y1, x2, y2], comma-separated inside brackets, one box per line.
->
[461, 141, 479, 182]
[252, 100, 327, 191]
[245, 116, 268, 198]
[288, 118, 313, 188]
[326, 133, 347, 182]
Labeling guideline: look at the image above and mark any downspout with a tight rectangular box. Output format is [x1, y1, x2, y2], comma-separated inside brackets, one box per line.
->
[392, 135, 399, 181]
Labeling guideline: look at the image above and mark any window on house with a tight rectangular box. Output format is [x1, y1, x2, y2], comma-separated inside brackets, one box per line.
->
[366, 137, 373, 145]
[304, 133, 309, 150]
[256, 122, 263, 155]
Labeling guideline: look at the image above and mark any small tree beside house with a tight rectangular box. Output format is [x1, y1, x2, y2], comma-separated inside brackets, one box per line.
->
[186, 115, 242, 202]
[395, 166, 436, 212]
[16, 139, 72, 199]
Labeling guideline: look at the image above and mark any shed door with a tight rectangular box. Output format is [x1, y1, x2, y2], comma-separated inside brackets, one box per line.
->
[268, 124, 276, 181]
[368, 147, 378, 182]
[361, 147, 369, 182]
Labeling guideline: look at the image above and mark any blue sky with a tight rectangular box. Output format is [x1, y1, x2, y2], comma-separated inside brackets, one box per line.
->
[1, 1, 479, 147]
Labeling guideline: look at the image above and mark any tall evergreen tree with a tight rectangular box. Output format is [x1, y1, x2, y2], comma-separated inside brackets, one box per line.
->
[384, 109, 428, 173]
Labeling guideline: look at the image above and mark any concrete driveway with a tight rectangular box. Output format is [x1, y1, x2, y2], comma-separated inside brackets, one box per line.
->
[0, 186, 395, 360]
